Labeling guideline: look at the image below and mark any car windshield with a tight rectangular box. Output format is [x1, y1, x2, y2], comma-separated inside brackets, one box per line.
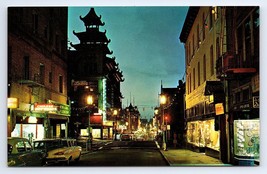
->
[34, 140, 61, 151]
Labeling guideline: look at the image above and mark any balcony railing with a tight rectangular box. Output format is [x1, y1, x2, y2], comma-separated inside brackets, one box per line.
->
[216, 51, 257, 79]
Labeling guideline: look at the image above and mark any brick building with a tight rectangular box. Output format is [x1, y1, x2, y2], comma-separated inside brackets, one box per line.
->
[8, 7, 70, 139]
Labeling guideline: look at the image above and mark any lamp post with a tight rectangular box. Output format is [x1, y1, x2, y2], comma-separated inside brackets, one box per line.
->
[113, 109, 118, 139]
[86, 95, 93, 151]
[154, 108, 159, 136]
[160, 94, 167, 151]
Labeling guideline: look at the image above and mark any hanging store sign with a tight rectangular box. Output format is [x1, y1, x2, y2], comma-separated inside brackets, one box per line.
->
[72, 80, 88, 86]
[215, 103, 224, 115]
[253, 96, 259, 108]
[8, 98, 19, 109]
[47, 100, 71, 116]
[33, 103, 58, 112]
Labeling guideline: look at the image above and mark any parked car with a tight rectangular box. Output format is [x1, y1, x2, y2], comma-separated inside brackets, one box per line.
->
[33, 138, 82, 165]
[120, 134, 131, 141]
[76, 135, 92, 149]
[8, 137, 46, 167]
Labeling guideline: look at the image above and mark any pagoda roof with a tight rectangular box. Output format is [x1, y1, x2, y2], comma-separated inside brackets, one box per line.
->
[70, 42, 113, 54]
[104, 57, 124, 82]
[80, 8, 105, 27]
[73, 30, 110, 43]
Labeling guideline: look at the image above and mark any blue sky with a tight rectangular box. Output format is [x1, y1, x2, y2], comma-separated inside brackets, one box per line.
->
[68, 7, 188, 119]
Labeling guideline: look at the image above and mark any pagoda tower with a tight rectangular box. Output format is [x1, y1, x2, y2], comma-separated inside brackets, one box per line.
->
[68, 8, 124, 139]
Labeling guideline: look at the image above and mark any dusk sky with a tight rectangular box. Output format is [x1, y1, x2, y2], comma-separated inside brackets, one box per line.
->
[68, 7, 188, 119]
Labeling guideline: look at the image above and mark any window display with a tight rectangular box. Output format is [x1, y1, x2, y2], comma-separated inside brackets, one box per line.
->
[234, 119, 259, 158]
[186, 119, 220, 151]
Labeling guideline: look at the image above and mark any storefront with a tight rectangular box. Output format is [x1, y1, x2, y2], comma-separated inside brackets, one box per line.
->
[186, 119, 220, 156]
[10, 101, 70, 140]
[233, 119, 259, 165]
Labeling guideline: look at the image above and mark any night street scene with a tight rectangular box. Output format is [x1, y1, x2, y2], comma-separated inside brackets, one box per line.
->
[7, 5, 260, 168]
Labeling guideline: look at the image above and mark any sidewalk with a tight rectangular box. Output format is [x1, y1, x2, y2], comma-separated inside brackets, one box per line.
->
[159, 148, 230, 166]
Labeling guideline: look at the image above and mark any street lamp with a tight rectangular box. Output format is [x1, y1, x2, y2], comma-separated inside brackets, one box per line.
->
[154, 107, 159, 136]
[160, 94, 167, 151]
[113, 109, 118, 139]
[86, 95, 93, 151]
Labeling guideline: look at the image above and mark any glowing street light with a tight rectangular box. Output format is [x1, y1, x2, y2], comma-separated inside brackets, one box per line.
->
[86, 95, 93, 151]
[160, 94, 167, 151]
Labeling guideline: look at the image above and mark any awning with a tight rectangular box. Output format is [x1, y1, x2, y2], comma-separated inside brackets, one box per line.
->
[13, 110, 46, 118]
[204, 81, 224, 95]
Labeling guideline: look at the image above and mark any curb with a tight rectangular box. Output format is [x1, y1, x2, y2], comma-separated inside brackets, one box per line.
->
[155, 141, 170, 166]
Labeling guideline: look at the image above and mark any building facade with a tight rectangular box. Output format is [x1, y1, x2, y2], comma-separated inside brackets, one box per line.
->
[159, 80, 185, 148]
[216, 7, 259, 165]
[8, 7, 70, 140]
[68, 8, 124, 139]
[180, 6, 259, 165]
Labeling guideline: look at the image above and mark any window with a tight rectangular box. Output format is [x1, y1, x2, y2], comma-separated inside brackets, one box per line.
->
[203, 54, 206, 81]
[189, 42, 191, 59]
[253, 8, 259, 57]
[198, 62, 200, 86]
[210, 45, 214, 75]
[193, 68, 195, 90]
[16, 141, 26, 152]
[197, 24, 200, 49]
[59, 75, 63, 93]
[209, 7, 213, 30]
[23, 56, 29, 80]
[39, 63, 45, 84]
[243, 88, 250, 101]
[216, 37, 220, 59]
[203, 13, 206, 40]
[192, 34, 195, 56]
[55, 34, 59, 51]
[49, 72, 52, 83]
[32, 12, 38, 34]
[213, 7, 218, 21]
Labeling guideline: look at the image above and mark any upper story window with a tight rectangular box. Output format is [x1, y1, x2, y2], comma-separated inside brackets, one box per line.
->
[197, 24, 200, 49]
[203, 54, 206, 82]
[237, 7, 259, 65]
[212, 7, 218, 21]
[39, 63, 45, 85]
[209, 7, 213, 30]
[23, 56, 29, 80]
[198, 62, 201, 86]
[59, 75, 63, 93]
[32, 12, 38, 34]
[203, 12, 206, 40]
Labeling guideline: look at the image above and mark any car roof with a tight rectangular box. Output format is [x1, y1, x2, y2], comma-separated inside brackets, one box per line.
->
[34, 138, 76, 142]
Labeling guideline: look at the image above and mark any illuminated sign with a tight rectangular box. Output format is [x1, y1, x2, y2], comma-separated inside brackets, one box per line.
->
[8, 98, 19, 109]
[33, 103, 58, 112]
[215, 103, 224, 115]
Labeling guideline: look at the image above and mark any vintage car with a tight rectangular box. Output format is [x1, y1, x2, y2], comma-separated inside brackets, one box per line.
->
[33, 138, 82, 165]
[120, 134, 131, 141]
[8, 137, 46, 167]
